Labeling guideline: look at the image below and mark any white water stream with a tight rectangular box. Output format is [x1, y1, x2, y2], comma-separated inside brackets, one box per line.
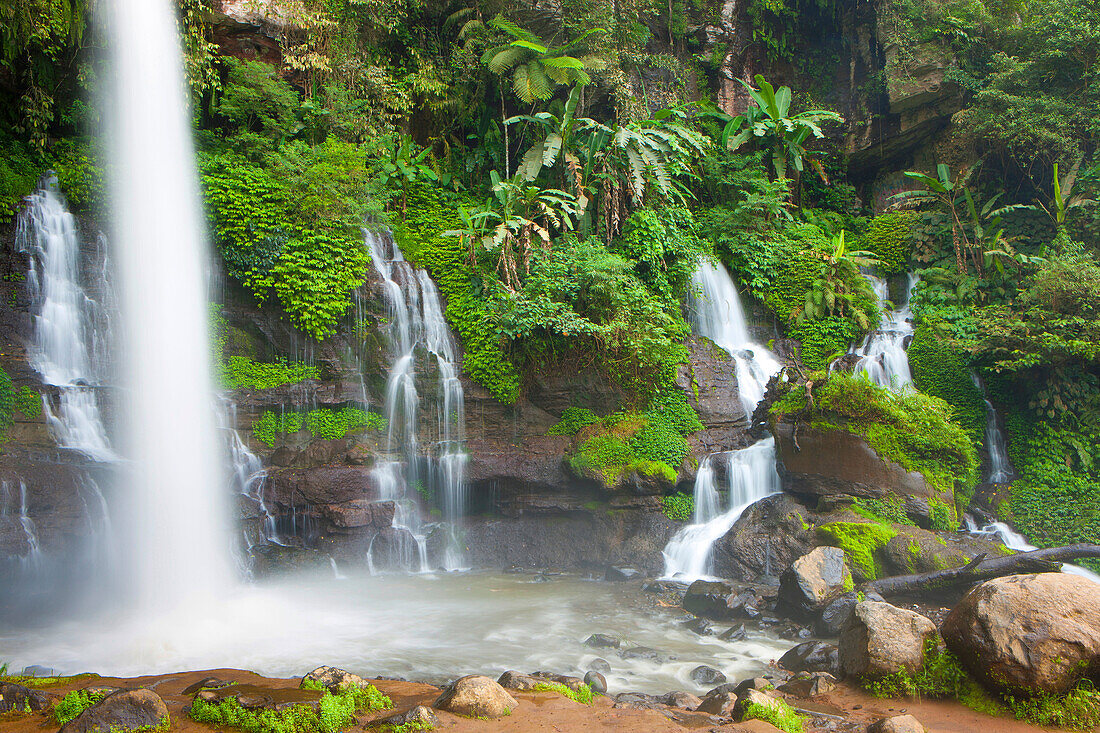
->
[853, 273, 917, 390]
[966, 518, 1100, 584]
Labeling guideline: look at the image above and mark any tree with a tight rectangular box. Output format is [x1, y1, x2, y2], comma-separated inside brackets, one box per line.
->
[482, 16, 602, 104]
[893, 164, 973, 275]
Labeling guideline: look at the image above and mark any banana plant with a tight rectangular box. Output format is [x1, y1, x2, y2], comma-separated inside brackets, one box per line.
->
[721, 75, 842, 187]
[892, 164, 974, 274]
[794, 231, 879, 328]
[1029, 161, 1096, 229]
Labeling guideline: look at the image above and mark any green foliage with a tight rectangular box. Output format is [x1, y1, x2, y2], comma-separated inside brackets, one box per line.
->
[907, 325, 987, 445]
[547, 407, 600, 435]
[929, 496, 958, 531]
[662, 492, 695, 521]
[224, 357, 320, 390]
[13, 387, 40, 419]
[252, 407, 385, 448]
[860, 211, 918, 275]
[817, 521, 898, 580]
[189, 683, 390, 733]
[851, 496, 912, 525]
[53, 690, 105, 725]
[215, 59, 302, 147]
[529, 682, 593, 705]
[740, 699, 805, 733]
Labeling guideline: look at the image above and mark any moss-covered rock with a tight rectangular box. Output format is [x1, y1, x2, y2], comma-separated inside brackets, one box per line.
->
[817, 521, 899, 582]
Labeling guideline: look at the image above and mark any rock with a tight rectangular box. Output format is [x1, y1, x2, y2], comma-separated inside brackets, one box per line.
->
[778, 547, 853, 620]
[690, 665, 727, 685]
[683, 616, 716, 636]
[587, 658, 611, 673]
[869, 713, 927, 733]
[712, 494, 817, 580]
[697, 691, 738, 716]
[720, 624, 747, 641]
[496, 671, 544, 691]
[814, 590, 884, 637]
[583, 633, 620, 649]
[683, 580, 735, 619]
[839, 601, 937, 679]
[433, 675, 517, 719]
[621, 646, 662, 661]
[659, 691, 702, 709]
[59, 690, 169, 733]
[375, 705, 439, 730]
[883, 528, 967, 576]
[583, 671, 607, 695]
[942, 573, 1100, 695]
[605, 566, 641, 581]
[725, 591, 761, 618]
[0, 682, 50, 713]
[706, 682, 741, 696]
[733, 688, 784, 722]
[302, 666, 369, 693]
[779, 641, 840, 676]
[734, 678, 773, 695]
[181, 677, 234, 695]
[777, 672, 837, 697]
[236, 693, 272, 709]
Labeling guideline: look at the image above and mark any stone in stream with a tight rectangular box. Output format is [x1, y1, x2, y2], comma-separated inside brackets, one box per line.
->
[302, 666, 370, 693]
[0, 682, 51, 713]
[868, 713, 927, 733]
[375, 705, 439, 730]
[496, 671, 543, 691]
[683, 580, 736, 619]
[59, 689, 169, 733]
[690, 665, 727, 685]
[659, 691, 702, 709]
[705, 682, 740, 697]
[583, 633, 620, 649]
[587, 658, 611, 673]
[433, 675, 516, 719]
[583, 671, 607, 695]
[779, 641, 839, 676]
[720, 624, 747, 641]
[620, 646, 662, 661]
[942, 572, 1100, 695]
[777, 547, 853, 621]
[683, 616, 716, 636]
[839, 601, 937, 679]
[604, 566, 641, 581]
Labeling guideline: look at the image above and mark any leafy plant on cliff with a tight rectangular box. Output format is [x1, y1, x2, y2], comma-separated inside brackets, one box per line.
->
[662, 492, 694, 521]
[252, 407, 385, 448]
[224, 357, 320, 390]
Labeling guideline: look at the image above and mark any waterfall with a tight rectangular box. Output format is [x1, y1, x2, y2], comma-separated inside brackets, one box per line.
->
[104, 0, 233, 605]
[16, 178, 116, 462]
[853, 273, 917, 390]
[1, 480, 43, 571]
[662, 439, 781, 580]
[966, 517, 1100, 584]
[366, 232, 468, 571]
[970, 374, 1014, 484]
[686, 260, 781, 419]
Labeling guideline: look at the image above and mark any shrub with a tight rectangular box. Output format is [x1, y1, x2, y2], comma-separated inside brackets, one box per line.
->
[530, 682, 593, 705]
[662, 492, 695, 521]
[189, 683, 390, 733]
[547, 407, 599, 436]
[53, 690, 105, 725]
[741, 698, 805, 733]
[252, 407, 385, 447]
[817, 521, 898, 580]
[860, 210, 918, 275]
[224, 356, 320, 390]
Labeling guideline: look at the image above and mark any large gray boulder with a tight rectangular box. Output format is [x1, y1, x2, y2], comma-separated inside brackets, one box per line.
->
[942, 573, 1100, 695]
[779, 641, 840, 677]
[59, 690, 169, 733]
[683, 580, 735, 619]
[0, 682, 50, 713]
[433, 675, 517, 718]
[777, 546, 852, 619]
[838, 601, 936, 679]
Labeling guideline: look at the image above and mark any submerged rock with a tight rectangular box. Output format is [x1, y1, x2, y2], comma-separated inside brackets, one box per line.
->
[583, 633, 620, 649]
[683, 616, 716, 636]
[690, 665, 727, 685]
[720, 624, 747, 641]
[942, 572, 1100, 695]
[433, 675, 516, 719]
[621, 646, 662, 661]
[604, 566, 641, 581]
[839, 601, 936, 679]
[59, 689, 169, 733]
[583, 671, 607, 695]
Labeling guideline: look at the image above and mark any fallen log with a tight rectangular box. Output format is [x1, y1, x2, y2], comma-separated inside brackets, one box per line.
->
[863, 543, 1100, 596]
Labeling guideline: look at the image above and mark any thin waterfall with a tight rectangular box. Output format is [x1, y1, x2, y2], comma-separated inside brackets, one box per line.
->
[966, 517, 1100, 584]
[1, 480, 43, 572]
[686, 260, 781, 420]
[853, 273, 917, 389]
[970, 373, 1014, 484]
[16, 177, 116, 462]
[366, 231, 468, 571]
[662, 439, 781, 580]
[105, 0, 233, 605]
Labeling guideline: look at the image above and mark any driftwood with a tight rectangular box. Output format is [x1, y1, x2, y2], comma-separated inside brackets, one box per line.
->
[864, 544, 1100, 596]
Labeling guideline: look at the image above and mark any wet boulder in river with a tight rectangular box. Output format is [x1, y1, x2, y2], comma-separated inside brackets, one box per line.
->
[683, 580, 736, 619]
[779, 641, 839, 676]
[839, 601, 936, 679]
[777, 546, 852, 621]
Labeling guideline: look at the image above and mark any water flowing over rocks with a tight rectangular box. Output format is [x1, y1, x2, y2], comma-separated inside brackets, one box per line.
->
[941, 572, 1100, 694]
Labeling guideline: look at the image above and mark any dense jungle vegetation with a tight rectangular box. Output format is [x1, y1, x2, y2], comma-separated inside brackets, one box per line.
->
[2, 0, 1100, 551]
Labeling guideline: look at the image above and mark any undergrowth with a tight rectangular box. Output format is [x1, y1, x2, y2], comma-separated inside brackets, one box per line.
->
[662, 492, 695, 521]
[189, 682, 391, 733]
[742, 699, 805, 733]
[53, 690, 106, 725]
[252, 407, 385, 447]
[530, 682, 593, 705]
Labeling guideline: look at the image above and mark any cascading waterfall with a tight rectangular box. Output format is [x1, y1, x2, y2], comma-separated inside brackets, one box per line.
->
[1, 480, 43, 571]
[366, 231, 468, 571]
[852, 273, 917, 389]
[16, 177, 116, 462]
[662, 439, 781, 580]
[686, 261, 781, 419]
[105, 0, 233, 605]
[970, 374, 1014, 484]
[966, 517, 1100, 584]
[663, 260, 783, 580]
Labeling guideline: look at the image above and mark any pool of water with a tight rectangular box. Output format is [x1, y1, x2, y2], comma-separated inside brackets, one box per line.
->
[0, 570, 794, 695]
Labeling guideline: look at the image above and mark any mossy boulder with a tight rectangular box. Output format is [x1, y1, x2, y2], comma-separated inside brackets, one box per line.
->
[883, 527, 967, 576]
[817, 521, 899, 582]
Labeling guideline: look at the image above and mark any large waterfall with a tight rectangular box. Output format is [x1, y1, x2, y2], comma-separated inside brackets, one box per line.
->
[663, 260, 782, 580]
[852, 273, 917, 389]
[105, 0, 233, 604]
[366, 232, 468, 571]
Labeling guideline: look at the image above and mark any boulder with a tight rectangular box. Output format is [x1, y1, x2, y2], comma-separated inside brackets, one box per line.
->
[690, 665, 727, 685]
[0, 682, 50, 713]
[587, 658, 611, 673]
[814, 590, 884, 637]
[302, 666, 369, 693]
[433, 675, 516, 719]
[496, 671, 544, 691]
[882, 528, 967, 576]
[712, 494, 817, 580]
[683, 616, 716, 636]
[374, 705, 439, 730]
[839, 601, 937, 679]
[659, 691, 702, 709]
[683, 580, 735, 619]
[696, 691, 738, 716]
[869, 713, 927, 733]
[777, 672, 836, 697]
[734, 678, 774, 695]
[583, 671, 607, 695]
[941, 573, 1100, 695]
[583, 633, 620, 649]
[733, 688, 785, 722]
[720, 624, 747, 641]
[778, 641, 840, 677]
[605, 566, 641, 581]
[777, 547, 852, 619]
[59, 690, 169, 733]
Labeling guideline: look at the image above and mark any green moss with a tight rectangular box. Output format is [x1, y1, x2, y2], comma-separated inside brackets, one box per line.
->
[818, 521, 898, 580]
[908, 325, 987, 447]
[13, 386, 41, 419]
[252, 407, 385, 447]
[547, 407, 600, 436]
[928, 496, 958, 531]
[190, 684, 390, 733]
[859, 210, 918, 275]
[662, 492, 695, 521]
[741, 699, 805, 733]
[529, 682, 593, 705]
[852, 496, 913, 525]
[53, 690, 106, 725]
[224, 356, 320, 390]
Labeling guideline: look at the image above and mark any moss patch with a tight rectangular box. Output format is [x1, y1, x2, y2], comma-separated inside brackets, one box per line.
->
[818, 521, 898, 580]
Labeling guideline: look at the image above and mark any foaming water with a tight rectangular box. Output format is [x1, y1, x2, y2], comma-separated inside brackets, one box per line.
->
[0, 572, 791, 694]
[852, 273, 917, 390]
[966, 518, 1100, 584]
[104, 0, 233, 606]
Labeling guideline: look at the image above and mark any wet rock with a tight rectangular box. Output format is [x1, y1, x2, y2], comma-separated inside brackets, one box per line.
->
[706, 682, 740, 697]
[583, 633, 620, 649]
[621, 646, 662, 661]
[302, 666, 370, 693]
[712, 494, 816, 580]
[869, 713, 927, 733]
[942, 572, 1100, 695]
[778, 547, 852, 620]
[535, 674, 587, 693]
[375, 705, 439, 729]
[496, 671, 544, 691]
[778, 672, 837, 697]
[659, 690, 702, 709]
[683, 616, 716, 635]
[587, 658, 611, 673]
[690, 665, 727, 685]
[734, 678, 774, 695]
[236, 693, 272, 709]
[733, 688, 784, 722]
[696, 691, 738, 716]
[720, 624, 747, 641]
[433, 675, 516, 719]
[814, 590, 884, 637]
[683, 580, 735, 619]
[605, 566, 641, 581]
[883, 528, 966, 576]
[779, 641, 840, 677]
[59, 689, 169, 733]
[583, 671, 607, 695]
[839, 601, 937, 679]
[726, 591, 761, 619]
[181, 678, 234, 695]
[612, 692, 662, 709]
[0, 682, 50, 713]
